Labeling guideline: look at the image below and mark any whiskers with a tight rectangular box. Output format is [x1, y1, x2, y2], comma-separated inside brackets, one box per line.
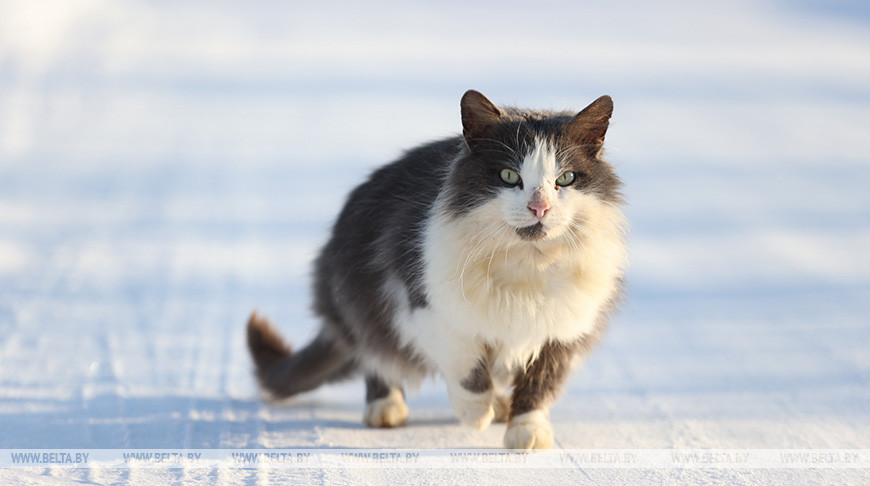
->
[485, 224, 511, 293]
[565, 220, 591, 257]
[555, 143, 597, 160]
[456, 219, 511, 302]
[563, 212, 623, 261]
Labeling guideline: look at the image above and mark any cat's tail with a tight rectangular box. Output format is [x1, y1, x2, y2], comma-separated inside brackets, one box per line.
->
[246, 311, 357, 398]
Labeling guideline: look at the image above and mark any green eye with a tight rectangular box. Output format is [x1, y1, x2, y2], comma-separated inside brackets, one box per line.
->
[500, 168, 521, 186]
[555, 171, 576, 187]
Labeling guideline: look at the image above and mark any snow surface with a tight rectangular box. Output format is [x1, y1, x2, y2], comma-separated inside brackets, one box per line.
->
[1, 0, 869, 484]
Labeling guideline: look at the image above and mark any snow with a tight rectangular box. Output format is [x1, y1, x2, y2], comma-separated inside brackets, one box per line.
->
[1, 0, 869, 484]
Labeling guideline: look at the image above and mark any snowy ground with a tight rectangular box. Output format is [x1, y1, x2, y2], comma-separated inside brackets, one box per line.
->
[1, 0, 869, 484]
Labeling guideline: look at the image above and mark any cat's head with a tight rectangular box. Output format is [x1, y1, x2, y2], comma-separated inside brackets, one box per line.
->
[444, 90, 623, 247]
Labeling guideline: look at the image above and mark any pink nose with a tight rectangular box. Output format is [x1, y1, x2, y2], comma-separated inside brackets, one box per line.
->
[528, 200, 550, 219]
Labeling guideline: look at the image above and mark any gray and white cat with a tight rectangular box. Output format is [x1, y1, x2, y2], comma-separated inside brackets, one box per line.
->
[247, 90, 628, 449]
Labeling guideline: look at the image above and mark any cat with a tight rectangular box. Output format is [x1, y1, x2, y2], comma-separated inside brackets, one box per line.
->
[246, 90, 628, 449]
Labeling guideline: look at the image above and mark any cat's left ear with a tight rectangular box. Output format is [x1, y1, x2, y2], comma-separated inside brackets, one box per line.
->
[461, 90, 502, 144]
[566, 95, 613, 156]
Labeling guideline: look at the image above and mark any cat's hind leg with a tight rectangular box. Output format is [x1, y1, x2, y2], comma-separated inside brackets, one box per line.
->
[363, 374, 409, 428]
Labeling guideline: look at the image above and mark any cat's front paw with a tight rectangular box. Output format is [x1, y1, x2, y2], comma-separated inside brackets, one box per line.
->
[363, 389, 409, 428]
[457, 401, 495, 430]
[449, 387, 495, 430]
[504, 410, 553, 449]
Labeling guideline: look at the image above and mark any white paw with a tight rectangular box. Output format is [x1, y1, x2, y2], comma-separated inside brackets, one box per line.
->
[457, 401, 495, 430]
[363, 389, 409, 428]
[503, 410, 553, 449]
[450, 387, 495, 430]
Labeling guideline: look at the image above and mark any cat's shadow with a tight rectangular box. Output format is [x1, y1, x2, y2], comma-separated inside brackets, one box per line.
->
[405, 416, 461, 427]
[271, 414, 461, 430]
[265, 397, 462, 429]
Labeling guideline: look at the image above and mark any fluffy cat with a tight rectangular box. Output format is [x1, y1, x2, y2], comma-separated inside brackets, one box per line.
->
[247, 90, 628, 449]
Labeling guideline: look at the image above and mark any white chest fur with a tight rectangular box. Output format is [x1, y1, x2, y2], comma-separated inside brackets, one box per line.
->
[402, 195, 627, 370]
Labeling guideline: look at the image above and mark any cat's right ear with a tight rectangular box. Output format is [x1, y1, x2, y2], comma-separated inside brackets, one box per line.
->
[461, 90, 502, 145]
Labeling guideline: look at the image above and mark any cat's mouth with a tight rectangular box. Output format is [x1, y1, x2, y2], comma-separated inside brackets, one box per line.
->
[516, 222, 546, 241]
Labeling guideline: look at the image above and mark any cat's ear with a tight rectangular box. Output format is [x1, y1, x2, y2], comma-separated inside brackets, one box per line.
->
[461, 90, 502, 144]
[566, 95, 613, 156]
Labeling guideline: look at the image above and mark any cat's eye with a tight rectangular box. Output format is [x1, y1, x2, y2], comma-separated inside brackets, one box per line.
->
[555, 171, 576, 187]
[500, 168, 521, 186]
